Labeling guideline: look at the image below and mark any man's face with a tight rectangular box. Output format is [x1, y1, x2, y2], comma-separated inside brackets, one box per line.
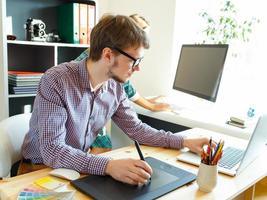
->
[109, 46, 144, 83]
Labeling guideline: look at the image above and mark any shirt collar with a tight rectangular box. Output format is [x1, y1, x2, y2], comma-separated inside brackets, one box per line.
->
[89, 81, 108, 92]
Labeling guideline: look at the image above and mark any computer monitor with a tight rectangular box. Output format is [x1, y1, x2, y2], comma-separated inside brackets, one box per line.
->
[173, 44, 228, 102]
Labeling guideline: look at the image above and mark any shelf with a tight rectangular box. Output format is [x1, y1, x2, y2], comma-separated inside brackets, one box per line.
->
[1, 0, 95, 118]
[8, 44, 55, 72]
[8, 96, 36, 116]
[6, 39, 88, 116]
[7, 40, 90, 48]
[9, 94, 36, 98]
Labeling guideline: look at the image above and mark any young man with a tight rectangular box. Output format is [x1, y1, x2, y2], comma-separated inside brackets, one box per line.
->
[21, 14, 211, 185]
[75, 14, 170, 154]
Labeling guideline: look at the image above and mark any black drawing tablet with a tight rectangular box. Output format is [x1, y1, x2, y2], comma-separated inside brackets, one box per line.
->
[71, 157, 196, 200]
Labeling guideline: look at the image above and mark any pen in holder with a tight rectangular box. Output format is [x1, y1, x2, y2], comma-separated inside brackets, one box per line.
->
[196, 138, 224, 192]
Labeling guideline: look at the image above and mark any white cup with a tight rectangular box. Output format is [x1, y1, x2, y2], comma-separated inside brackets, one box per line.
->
[196, 162, 218, 192]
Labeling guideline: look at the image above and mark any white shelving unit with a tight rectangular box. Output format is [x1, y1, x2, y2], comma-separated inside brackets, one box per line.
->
[0, 0, 9, 120]
[7, 41, 88, 117]
[0, 0, 92, 119]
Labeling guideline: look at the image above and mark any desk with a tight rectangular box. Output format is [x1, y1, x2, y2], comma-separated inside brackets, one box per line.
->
[1, 139, 267, 200]
[134, 104, 257, 140]
[111, 104, 257, 149]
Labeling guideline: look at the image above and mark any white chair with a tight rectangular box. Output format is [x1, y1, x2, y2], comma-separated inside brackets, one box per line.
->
[0, 113, 31, 178]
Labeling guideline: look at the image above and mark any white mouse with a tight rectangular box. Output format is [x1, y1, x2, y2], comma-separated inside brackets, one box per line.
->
[49, 168, 80, 181]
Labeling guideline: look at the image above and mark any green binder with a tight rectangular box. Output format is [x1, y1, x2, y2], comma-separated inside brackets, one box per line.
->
[58, 3, 79, 44]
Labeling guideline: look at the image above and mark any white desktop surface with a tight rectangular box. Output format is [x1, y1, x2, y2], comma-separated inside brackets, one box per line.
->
[132, 97, 257, 140]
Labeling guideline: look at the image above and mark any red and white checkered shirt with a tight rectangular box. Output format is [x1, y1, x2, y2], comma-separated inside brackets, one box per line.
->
[22, 59, 184, 175]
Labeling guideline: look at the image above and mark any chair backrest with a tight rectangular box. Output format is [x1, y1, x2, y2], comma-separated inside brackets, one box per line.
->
[0, 113, 31, 178]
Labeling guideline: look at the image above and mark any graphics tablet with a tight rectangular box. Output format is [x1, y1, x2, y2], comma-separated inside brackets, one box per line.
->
[71, 157, 196, 200]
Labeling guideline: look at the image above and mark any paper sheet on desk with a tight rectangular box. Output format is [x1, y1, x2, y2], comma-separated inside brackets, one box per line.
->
[170, 104, 185, 114]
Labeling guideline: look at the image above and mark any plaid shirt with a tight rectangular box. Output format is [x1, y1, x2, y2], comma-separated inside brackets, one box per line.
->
[75, 49, 139, 148]
[22, 60, 184, 175]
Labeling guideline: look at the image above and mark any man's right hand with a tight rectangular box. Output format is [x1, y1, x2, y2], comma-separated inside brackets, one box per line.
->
[105, 158, 153, 185]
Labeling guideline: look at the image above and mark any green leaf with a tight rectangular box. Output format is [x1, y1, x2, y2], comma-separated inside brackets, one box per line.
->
[198, 0, 259, 45]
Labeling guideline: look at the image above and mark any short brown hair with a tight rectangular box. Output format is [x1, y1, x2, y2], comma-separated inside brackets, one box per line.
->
[89, 14, 150, 61]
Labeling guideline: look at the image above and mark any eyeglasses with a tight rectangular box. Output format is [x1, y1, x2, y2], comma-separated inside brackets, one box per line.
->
[109, 46, 143, 70]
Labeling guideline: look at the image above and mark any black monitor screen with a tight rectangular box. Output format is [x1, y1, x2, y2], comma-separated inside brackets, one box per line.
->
[173, 44, 228, 102]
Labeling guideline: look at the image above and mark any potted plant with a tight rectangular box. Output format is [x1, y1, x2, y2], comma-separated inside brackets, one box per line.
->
[199, 0, 259, 46]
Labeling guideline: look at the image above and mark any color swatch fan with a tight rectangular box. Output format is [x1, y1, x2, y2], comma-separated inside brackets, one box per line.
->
[17, 176, 75, 200]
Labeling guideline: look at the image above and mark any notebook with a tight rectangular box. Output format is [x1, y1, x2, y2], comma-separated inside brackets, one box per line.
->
[177, 115, 267, 176]
[71, 157, 196, 200]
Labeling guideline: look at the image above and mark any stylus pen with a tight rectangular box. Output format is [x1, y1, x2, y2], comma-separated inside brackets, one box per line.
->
[135, 140, 145, 160]
[134, 140, 151, 182]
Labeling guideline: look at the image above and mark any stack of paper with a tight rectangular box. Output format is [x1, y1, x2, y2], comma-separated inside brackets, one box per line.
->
[8, 70, 44, 94]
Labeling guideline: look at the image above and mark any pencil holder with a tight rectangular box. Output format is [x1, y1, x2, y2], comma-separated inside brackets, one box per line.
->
[196, 162, 218, 192]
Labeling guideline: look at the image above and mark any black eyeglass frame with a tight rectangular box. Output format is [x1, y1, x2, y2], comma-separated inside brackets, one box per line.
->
[108, 46, 143, 69]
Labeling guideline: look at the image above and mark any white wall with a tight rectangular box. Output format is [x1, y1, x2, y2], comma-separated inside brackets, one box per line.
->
[98, 0, 177, 96]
